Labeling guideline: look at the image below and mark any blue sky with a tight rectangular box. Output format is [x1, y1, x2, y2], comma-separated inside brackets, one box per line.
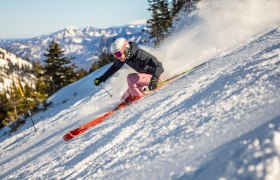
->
[0, 0, 150, 39]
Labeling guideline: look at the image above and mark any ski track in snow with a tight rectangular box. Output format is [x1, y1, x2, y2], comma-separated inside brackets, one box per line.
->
[1, 27, 280, 180]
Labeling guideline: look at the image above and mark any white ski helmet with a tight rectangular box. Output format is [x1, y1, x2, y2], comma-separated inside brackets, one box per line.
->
[110, 38, 129, 61]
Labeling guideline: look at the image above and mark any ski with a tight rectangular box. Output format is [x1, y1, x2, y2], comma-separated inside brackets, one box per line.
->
[63, 96, 140, 141]
[63, 63, 206, 141]
[63, 81, 169, 141]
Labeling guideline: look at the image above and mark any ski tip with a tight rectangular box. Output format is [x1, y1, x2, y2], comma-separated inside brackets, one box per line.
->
[63, 133, 74, 141]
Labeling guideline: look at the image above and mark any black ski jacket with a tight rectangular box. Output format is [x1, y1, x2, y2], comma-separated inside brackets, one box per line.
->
[100, 42, 164, 82]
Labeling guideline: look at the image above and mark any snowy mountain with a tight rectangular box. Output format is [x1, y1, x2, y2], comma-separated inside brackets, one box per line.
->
[0, 24, 150, 70]
[0, 27, 279, 180]
[0, 48, 35, 91]
[0, 0, 280, 179]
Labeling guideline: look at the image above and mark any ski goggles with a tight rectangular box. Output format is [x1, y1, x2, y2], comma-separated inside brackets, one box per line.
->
[113, 51, 123, 58]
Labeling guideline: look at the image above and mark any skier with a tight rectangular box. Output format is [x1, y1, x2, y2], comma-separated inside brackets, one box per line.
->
[94, 37, 164, 104]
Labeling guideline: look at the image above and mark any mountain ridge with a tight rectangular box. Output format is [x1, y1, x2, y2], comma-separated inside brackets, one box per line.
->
[0, 24, 151, 70]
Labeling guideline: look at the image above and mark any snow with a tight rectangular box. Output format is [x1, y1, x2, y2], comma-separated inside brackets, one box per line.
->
[154, 0, 280, 79]
[1, 27, 279, 179]
[1, 0, 280, 179]
[0, 58, 8, 68]
[0, 48, 32, 69]
[265, 131, 280, 180]
[0, 48, 34, 91]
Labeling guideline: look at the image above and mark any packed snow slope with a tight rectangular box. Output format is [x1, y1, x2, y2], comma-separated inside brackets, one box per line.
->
[0, 27, 280, 179]
[1, 0, 280, 179]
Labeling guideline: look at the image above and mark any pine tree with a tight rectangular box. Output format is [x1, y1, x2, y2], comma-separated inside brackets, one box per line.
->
[9, 81, 24, 115]
[172, 0, 199, 17]
[147, 0, 172, 46]
[98, 52, 115, 67]
[21, 84, 37, 111]
[32, 61, 48, 98]
[0, 93, 13, 128]
[172, 0, 186, 17]
[0, 82, 23, 129]
[89, 51, 115, 73]
[76, 68, 88, 79]
[147, 0, 200, 46]
[89, 63, 100, 73]
[43, 41, 76, 95]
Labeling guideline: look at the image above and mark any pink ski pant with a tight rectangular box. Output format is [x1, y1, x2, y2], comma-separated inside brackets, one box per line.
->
[121, 73, 162, 101]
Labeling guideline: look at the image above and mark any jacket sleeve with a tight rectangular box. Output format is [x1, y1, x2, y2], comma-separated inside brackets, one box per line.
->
[100, 60, 125, 82]
[147, 57, 164, 80]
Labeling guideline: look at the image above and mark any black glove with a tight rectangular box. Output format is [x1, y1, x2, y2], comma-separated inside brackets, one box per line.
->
[94, 77, 103, 86]
[148, 77, 158, 91]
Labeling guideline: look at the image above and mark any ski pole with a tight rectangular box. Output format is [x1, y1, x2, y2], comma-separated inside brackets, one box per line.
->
[27, 110, 37, 132]
[100, 84, 113, 98]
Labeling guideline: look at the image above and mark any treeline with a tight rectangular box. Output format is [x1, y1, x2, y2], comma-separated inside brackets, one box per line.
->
[0, 41, 86, 130]
[0, 81, 47, 131]
[147, 0, 200, 45]
[88, 52, 115, 73]
[0, 40, 116, 131]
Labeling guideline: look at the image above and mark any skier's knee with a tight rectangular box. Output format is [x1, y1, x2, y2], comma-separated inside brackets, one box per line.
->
[127, 73, 138, 84]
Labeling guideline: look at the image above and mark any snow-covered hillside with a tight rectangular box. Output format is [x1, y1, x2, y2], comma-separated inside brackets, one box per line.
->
[0, 24, 150, 70]
[0, 48, 35, 91]
[0, 27, 279, 179]
[1, 0, 280, 179]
